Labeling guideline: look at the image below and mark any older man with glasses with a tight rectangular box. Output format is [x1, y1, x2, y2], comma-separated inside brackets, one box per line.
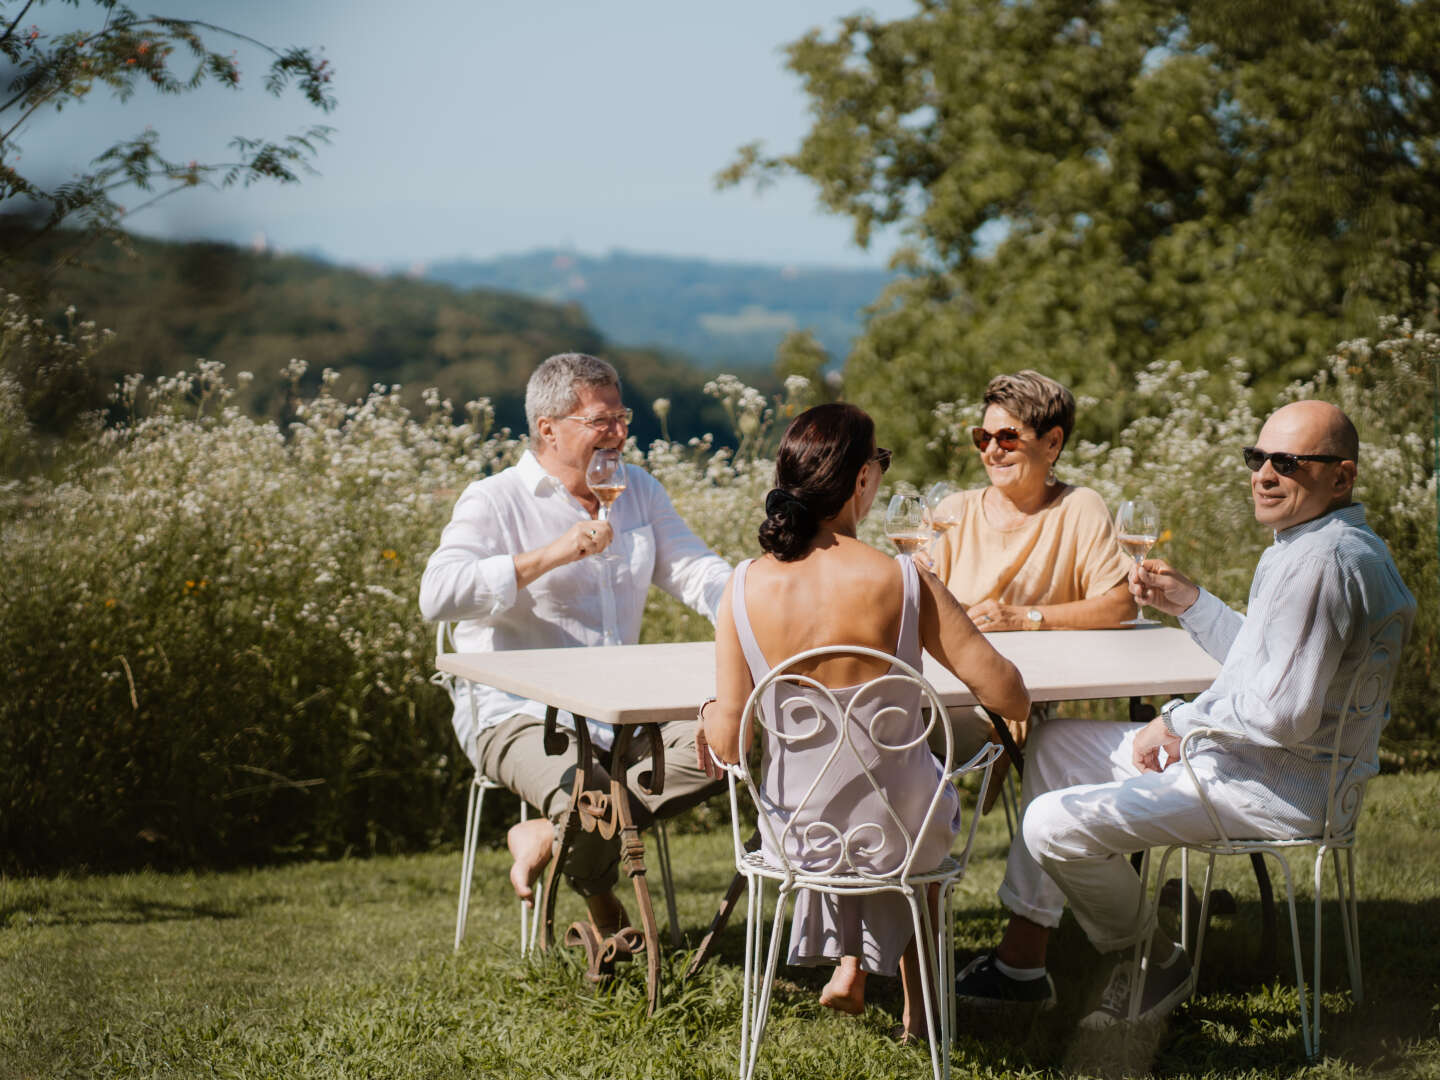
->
[956, 399, 1415, 1028]
[419, 352, 731, 938]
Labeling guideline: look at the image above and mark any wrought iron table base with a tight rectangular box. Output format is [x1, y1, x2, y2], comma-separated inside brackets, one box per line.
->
[536, 706, 667, 1014]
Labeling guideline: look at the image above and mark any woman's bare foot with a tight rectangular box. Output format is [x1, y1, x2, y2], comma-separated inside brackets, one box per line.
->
[819, 957, 867, 1015]
[506, 818, 554, 904]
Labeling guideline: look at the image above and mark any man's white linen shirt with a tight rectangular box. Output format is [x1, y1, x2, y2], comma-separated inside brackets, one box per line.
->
[1166, 503, 1415, 831]
[420, 450, 731, 752]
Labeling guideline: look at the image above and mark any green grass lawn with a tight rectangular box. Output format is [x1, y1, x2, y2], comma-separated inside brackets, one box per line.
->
[4, 773, 1440, 1079]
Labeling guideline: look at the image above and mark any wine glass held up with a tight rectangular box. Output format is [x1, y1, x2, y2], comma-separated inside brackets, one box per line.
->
[924, 480, 962, 541]
[1114, 499, 1161, 567]
[586, 448, 627, 522]
[885, 493, 931, 557]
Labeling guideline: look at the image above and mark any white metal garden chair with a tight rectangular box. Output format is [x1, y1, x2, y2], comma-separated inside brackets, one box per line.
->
[1128, 611, 1408, 1057]
[713, 645, 1003, 1080]
[432, 621, 681, 955]
[432, 621, 541, 954]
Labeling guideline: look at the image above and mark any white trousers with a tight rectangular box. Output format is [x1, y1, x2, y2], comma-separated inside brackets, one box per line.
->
[998, 719, 1272, 954]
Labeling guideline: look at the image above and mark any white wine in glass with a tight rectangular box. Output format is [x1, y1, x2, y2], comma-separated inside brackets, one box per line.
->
[586, 448, 627, 521]
[1114, 499, 1161, 565]
[885, 493, 931, 556]
[924, 481, 962, 537]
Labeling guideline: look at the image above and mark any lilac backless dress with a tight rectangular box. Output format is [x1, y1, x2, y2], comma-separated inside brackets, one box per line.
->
[730, 555, 962, 975]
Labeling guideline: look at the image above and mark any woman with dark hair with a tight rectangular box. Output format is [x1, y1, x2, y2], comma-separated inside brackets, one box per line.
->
[698, 403, 1030, 1040]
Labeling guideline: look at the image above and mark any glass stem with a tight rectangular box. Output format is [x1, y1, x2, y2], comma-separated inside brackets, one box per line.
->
[599, 557, 619, 645]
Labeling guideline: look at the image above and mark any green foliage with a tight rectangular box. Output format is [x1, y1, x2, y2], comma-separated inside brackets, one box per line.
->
[727, 0, 1440, 469]
[4, 776, 1440, 1076]
[0, 1, 334, 266]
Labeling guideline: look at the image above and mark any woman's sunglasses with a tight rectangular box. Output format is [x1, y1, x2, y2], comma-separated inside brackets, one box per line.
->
[871, 447, 892, 473]
[971, 426, 1024, 452]
[1241, 447, 1346, 476]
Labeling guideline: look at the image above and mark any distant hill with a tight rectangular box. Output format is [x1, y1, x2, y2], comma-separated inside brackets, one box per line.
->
[424, 250, 893, 367]
[2, 230, 751, 444]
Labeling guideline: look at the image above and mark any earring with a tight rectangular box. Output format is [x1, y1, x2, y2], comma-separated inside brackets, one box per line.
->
[1046, 467, 1059, 487]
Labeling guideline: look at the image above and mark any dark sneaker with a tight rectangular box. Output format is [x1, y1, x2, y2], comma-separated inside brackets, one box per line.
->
[955, 952, 1057, 1009]
[1079, 946, 1192, 1029]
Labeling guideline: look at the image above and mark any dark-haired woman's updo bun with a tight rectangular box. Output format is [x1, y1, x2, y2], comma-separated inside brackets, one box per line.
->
[757, 403, 876, 563]
[758, 488, 818, 561]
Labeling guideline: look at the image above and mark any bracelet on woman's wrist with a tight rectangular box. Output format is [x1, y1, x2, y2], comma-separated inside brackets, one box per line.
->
[698, 696, 717, 726]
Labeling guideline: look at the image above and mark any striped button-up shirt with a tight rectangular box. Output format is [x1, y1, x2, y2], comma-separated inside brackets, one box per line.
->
[1168, 503, 1415, 832]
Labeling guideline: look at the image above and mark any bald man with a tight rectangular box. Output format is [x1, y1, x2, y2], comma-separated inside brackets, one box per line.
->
[955, 401, 1415, 1027]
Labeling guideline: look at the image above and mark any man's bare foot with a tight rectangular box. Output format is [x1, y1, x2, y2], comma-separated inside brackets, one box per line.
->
[506, 818, 554, 904]
[819, 958, 867, 1015]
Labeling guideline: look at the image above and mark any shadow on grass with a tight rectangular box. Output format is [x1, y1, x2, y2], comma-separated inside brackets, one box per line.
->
[675, 888, 1440, 1074]
[0, 892, 277, 929]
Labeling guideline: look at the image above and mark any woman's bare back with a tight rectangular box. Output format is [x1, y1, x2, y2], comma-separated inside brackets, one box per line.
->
[741, 535, 906, 687]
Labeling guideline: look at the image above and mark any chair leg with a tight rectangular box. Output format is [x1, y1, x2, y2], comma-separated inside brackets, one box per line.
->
[1179, 848, 1191, 952]
[1263, 850, 1315, 1059]
[910, 888, 948, 1080]
[941, 880, 957, 1071]
[1312, 849, 1327, 1058]
[1192, 854, 1217, 970]
[454, 777, 486, 952]
[516, 800, 536, 955]
[1333, 847, 1363, 1005]
[741, 881, 791, 1080]
[654, 819, 682, 949]
[1126, 847, 1160, 1021]
[738, 876, 759, 1080]
[1000, 770, 1018, 841]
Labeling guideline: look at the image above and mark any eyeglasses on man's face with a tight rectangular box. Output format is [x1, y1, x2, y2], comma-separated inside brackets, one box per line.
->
[1241, 447, 1346, 476]
[871, 447, 892, 473]
[971, 426, 1025, 452]
[560, 408, 634, 431]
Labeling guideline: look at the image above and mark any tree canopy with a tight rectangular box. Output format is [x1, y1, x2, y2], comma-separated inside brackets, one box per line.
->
[726, 0, 1440, 468]
[1, 1, 334, 277]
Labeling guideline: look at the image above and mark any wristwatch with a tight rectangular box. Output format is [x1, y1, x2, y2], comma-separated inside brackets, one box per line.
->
[1160, 697, 1186, 735]
[1024, 608, 1044, 630]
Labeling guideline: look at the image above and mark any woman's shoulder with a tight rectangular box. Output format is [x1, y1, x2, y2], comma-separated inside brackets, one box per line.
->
[748, 538, 901, 586]
[936, 486, 986, 515]
[1055, 484, 1113, 519]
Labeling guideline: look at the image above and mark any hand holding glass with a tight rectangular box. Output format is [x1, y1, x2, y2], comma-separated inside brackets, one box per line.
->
[885, 494, 931, 556]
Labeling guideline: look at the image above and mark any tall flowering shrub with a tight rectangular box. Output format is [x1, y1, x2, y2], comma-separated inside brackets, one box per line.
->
[4, 315, 1437, 872]
[0, 358, 821, 870]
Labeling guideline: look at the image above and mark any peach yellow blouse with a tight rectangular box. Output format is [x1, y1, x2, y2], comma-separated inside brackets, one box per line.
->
[930, 485, 1131, 608]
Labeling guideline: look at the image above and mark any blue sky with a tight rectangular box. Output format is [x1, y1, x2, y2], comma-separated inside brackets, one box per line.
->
[17, 0, 917, 270]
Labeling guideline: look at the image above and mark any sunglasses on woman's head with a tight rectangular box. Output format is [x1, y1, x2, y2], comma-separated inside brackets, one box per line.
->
[971, 426, 1024, 451]
[1241, 447, 1346, 476]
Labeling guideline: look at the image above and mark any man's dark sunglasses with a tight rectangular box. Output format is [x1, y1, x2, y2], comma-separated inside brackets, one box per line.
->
[971, 426, 1024, 451]
[871, 447, 892, 473]
[1242, 447, 1346, 476]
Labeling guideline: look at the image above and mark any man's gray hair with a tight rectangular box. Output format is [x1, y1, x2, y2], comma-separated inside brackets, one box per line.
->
[525, 353, 621, 438]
